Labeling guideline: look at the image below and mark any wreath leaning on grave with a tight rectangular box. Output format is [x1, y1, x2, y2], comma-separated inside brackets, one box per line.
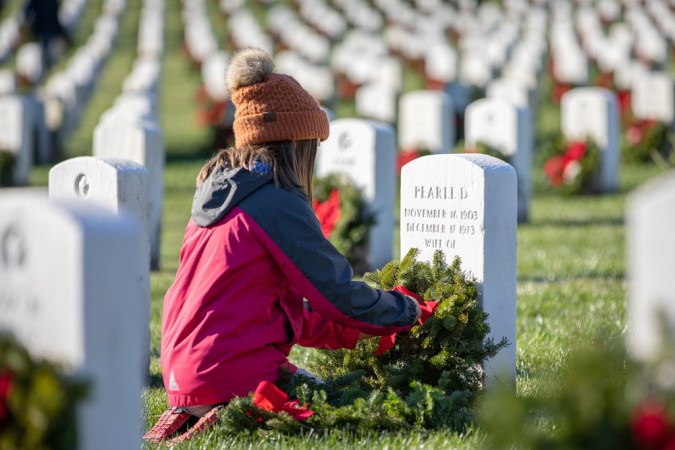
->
[622, 118, 673, 165]
[215, 249, 509, 435]
[0, 333, 89, 450]
[312, 173, 375, 271]
[541, 135, 601, 196]
[464, 141, 512, 164]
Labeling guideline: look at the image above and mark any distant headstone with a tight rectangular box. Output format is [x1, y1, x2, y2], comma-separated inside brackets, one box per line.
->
[0, 69, 16, 95]
[626, 171, 675, 361]
[315, 118, 396, 270]
[93, 118, 164, 269]
[400, 154, 517, 386]
[464, 98, 532, 222]
[425, 43, 457, 84]
[486, 77, 533, 110]
[0, 195, 145, 450]
[16, 42, 44, 84]
[561, 88, 619, 193]
[398, 90, 455, 153]
[0, 95, 33, 185]
[355, 84, 397, 123]
[631, 71, 674, 124]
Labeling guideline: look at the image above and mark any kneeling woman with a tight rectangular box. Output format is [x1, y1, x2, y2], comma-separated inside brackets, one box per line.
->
[148, 48, 420, 441]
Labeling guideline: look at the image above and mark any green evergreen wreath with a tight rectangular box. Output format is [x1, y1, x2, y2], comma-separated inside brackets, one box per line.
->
[621, 119, 673, 165]
[540, 134, 602, 196]
[312, 173, 375, 272]
[0, 334, 89, 450]
[466, 141, 512, 165]
[217, 249, 509, 435]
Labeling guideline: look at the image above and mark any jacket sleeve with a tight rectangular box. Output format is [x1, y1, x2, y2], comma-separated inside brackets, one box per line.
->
[298, 302, 361, 350]
[246, 192, 419, 337]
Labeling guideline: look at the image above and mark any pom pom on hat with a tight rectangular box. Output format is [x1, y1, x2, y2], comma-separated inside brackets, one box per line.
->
[226, 48, 274, 91]
[226, 48, 330, 147]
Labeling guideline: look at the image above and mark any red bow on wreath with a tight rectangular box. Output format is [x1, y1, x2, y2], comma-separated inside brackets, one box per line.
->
[312, 188, 341, 238]
[0, 370, 13, 424]
[252, 380, 314, 421]
[626, 119, 657, 147]
[631, 400, 675, 450]
[396, 149, 421, 175]
[376, 285, 439, 355]
[543, 140, 587, 187]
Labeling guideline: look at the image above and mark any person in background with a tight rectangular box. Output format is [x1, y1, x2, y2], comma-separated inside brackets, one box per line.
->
[144, 47, 421, 442]
[23, 0, 70, 68]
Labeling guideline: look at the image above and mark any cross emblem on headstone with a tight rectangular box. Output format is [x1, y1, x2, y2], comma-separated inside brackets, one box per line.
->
[75, 173, 90, 197]
[338, 132, 352, 151]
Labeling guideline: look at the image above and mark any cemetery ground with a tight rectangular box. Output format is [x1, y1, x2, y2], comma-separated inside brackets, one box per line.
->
[23, 2, 672, 448]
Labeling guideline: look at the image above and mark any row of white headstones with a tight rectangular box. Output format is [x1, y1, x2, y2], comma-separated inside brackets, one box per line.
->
[8, 79, 672, 265]
[1, 146, 673, 447]
[0, 1, 165, 449]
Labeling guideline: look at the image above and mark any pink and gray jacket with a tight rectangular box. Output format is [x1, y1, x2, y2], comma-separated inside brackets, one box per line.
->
[161, 165, 418, 407]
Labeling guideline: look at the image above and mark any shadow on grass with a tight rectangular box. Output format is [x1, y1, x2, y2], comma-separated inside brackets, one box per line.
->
[517, 271, 625, 283]
[149, 372, 165, 388]
[524, 216, 624, 228]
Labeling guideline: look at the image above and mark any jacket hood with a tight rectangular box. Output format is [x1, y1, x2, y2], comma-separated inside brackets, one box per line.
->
[191, 166, 274, 227]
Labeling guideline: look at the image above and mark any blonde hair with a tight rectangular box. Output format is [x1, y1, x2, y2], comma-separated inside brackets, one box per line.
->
[196, 140, 318, 201]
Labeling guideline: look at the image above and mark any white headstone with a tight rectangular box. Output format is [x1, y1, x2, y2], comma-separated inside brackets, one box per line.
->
[0, 195, 144, 450]
[486, 77, 533, 110]
[400, 154, 517, 386]
[464, 98, 532, 222]
[561, 88, 620, 193]
[631, 71, 674, 124]
[48, 156, 152, 374]
[398, 90, 455, 153]
[315, 118, 396, 270]
[425, 43, 457, 84]
[627, 171, 675, 361]
[0, 69, 16, 95]
[48, 156, 151, 267]
[16, 42, 44, 84]
[0, 95, 33, 185]
[355, 84, 398, 124]
[93, 119, 164, 269]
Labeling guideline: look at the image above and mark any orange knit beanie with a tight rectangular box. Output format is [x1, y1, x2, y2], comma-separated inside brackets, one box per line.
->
[226, 48, 330, 147]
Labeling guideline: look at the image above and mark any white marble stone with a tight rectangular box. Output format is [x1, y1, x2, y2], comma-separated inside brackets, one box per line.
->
[0, 194, 144, 450]
[16, 42, 44, 84]
[486, 77, 533, 110]
[400, 154, 517, 387]
[93, 118, 164, 269]
[398, 90, 455, 153]
[0, 95, 33, 185]
[464, 98, 532, 222]
[627, 171, 675, 361]
[561, 88, 620, 192]
[316, 118, 396, 270]
[355, 83, 397, 124]
[631, 71, 674, 124]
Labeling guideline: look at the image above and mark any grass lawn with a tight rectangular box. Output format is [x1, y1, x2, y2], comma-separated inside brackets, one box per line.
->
[25, 0, 673, 448]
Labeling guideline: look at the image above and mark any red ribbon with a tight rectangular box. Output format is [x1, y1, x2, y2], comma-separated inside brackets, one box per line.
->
[543, 141, 587, 187]
[375, 285, 439, 355]
[0, 370, 13, 424]
[312, 188, 341, 238]
[396, 149, 421, 175]
[252, 381, 314, 421]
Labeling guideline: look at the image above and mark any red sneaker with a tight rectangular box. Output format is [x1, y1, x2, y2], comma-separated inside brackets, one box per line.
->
[143, 407, 192, 442]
